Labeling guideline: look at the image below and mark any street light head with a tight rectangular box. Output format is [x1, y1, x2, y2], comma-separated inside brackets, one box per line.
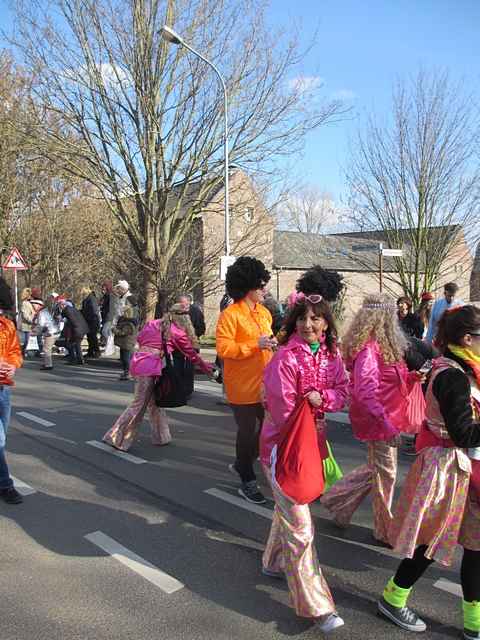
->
[160, 25, 183, 46]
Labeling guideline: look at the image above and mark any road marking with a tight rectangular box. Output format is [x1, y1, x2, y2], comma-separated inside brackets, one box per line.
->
[84, 531, 184, 594]
[204, 488, 273, 520]
[86, 441, 147, 464]
[16, 412, 56, 427]
[10, 476, 37, 496]
[434, 578, 462, 598]
[194, 382, 223, 395]
[326, 412, 350, 424]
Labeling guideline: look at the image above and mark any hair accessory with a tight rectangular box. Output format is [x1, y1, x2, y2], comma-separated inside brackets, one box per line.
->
[362, 303, 396, 310]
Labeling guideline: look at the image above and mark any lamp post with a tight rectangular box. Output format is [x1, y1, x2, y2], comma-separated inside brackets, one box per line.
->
[160, 25, 231, 262]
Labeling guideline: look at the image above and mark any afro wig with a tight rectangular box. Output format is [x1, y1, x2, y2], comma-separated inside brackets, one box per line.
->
[225, 256, 271, 302]
[296, 265, 344, 302]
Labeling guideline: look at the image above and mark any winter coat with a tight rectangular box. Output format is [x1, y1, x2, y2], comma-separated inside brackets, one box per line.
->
[260, 332, 349, 466]
[113, 317, 138, 351]
[61, 305, 89, 341]
[35, 308, 60, 337]
[20, 300, 35, 332]
[399, 312, 424, 339]
[189, 304, 206, 338]
[348, 339, 417, 442]
[100, 292, 111, 324]
[106, 292, 130, 326]
[81, 293, 101, 332]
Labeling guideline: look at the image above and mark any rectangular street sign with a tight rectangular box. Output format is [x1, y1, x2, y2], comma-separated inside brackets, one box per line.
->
[381, 248, 403, 257]
[351, 243, 380, 252]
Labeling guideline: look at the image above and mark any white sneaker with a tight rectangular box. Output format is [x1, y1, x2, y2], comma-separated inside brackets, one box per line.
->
[316, 613, 345, 633]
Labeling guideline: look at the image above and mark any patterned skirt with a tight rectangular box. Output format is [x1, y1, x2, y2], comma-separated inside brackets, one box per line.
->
[389, 447, 470, 566]
[458, 492, 480, 551]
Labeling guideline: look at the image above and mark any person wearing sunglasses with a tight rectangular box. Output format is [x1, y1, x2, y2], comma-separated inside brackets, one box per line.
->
[321, 294, 423, 545]
[216, 256, 277, 504]
[377, 305, 480, 638]
[260, 271, 348, 634]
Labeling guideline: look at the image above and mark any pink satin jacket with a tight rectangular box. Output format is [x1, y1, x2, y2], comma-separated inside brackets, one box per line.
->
[260, 333, 349, 466]
[133, 319, 211, 376]
[348, 339, 415, 441]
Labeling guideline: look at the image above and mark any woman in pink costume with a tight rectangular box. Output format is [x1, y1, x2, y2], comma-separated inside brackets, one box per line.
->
[103, 299, 213, 452]
[321, 294, 421, 544]
[377, 305, 480, 638]
[261, 269, 348, 634]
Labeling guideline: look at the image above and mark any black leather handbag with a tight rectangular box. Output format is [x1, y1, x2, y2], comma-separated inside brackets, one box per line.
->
[153, 336, 188, 408]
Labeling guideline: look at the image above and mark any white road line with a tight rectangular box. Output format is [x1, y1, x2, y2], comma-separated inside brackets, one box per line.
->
[204, 488, 273, 520]
[433, 578, 462, 598]
[86, 441, 147, 464]
[194, 382, 222, 395]
[16, 412, 56, 427]
[84, 531, 184, 594]
[11, 476, 37, 496]
[326, 412, 350, 424]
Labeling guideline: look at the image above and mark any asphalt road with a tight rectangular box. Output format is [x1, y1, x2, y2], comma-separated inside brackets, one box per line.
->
[1, 355, 467, 640]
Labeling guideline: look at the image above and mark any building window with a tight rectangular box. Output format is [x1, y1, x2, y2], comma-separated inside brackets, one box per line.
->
[244, 207, 254, 223]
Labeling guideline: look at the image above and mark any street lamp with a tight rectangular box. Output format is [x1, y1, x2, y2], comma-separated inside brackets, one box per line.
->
[160, 25, 231, 264]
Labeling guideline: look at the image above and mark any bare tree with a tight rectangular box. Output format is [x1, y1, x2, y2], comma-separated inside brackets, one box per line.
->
[279, 186, 337, 235]
[345, 70, 480, 304]
[9, 0, 346, 317]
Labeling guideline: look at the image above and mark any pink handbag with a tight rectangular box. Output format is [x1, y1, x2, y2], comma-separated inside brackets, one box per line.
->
[129, 350, 164, 377]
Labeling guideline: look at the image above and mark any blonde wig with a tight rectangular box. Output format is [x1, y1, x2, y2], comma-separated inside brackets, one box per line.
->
[169, 303, 199, 349]
[342, 293, 408, 365]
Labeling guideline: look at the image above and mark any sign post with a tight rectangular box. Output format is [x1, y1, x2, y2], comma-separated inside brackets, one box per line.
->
[2, 247, 28, 317]
[379, 246, 403, 292]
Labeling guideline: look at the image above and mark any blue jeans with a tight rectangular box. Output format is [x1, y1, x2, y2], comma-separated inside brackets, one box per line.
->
[0, 386, 13, 489]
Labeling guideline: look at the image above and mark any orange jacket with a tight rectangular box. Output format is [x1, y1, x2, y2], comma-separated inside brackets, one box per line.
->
[216, 300, 273, 404]
[0, 315, 23, 385]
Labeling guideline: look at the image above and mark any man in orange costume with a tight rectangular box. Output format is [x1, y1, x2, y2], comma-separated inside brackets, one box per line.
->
[0, 279, 24, 504]
[216, 257, 277, 504]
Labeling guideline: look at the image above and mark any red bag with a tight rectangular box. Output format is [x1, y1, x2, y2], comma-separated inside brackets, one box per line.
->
[404, 382, 426, 435]
[272, 399, 325, 505]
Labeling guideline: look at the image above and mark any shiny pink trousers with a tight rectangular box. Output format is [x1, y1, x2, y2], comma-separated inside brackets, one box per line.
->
[103, 376, 172, 451]
[320, 441, 397, 543]
[263, 465, 336, 618]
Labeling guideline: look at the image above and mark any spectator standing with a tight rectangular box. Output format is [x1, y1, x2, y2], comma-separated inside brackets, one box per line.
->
[216, 256, 276, 504]
[417, 291, 434, 339]
[80, 286, 101, 358]
[178, 293, 206, 341]
[262, 290, 284, 335]
[58, 298, 89, 365]
[426, 282, 464, 343]
[19, 287, 34, 356]
[113, 296, 139, 380]
[29, 287, 44, 356]
[397, 296, 423, 339]
[35, 294, 60, 370]
[100, 280, 113, 340]
[0, 288, 23, 504]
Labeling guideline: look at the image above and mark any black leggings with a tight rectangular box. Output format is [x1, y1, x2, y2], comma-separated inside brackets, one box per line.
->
[394, 545, 480, 602]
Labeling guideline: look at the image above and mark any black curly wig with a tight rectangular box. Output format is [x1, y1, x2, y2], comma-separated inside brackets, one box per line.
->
[296, 265, 344, 302]
[225, 256, 271, 302]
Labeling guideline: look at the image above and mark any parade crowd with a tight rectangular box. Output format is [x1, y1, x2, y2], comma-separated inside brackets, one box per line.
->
[0, 258, 479, 640]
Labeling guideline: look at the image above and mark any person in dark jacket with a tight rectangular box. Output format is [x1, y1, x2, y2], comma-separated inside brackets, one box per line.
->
[397, 296, 423, 339]
[178, 294, 206, 340]
[113, 296, 139, 380]
[80, 286, 101, 358]
[262, 291, 284, 335]
[99, 280, 113, 345]
[58, 298, 89, 365]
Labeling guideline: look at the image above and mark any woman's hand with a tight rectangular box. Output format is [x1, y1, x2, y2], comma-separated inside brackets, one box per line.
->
[258, 335, 276, 350]
[307, 390, 323, 408]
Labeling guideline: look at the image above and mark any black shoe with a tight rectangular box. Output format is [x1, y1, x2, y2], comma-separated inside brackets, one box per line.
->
[238, 481, 266, 505]
[377, 598, 426, 632]
[0, 487, 23, 504]
[464, 630, 480, 640]
[40, 366, 53, 371]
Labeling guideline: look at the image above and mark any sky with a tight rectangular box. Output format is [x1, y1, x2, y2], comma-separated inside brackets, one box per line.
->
[1, 1, 479, 204]
[266, 0, 480, 202]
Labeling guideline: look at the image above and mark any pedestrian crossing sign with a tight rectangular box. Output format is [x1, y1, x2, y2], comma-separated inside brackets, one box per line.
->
[3, 247, 28, 270]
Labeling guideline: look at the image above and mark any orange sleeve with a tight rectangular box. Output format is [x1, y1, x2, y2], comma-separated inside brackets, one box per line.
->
[6, 322, 23, 369]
